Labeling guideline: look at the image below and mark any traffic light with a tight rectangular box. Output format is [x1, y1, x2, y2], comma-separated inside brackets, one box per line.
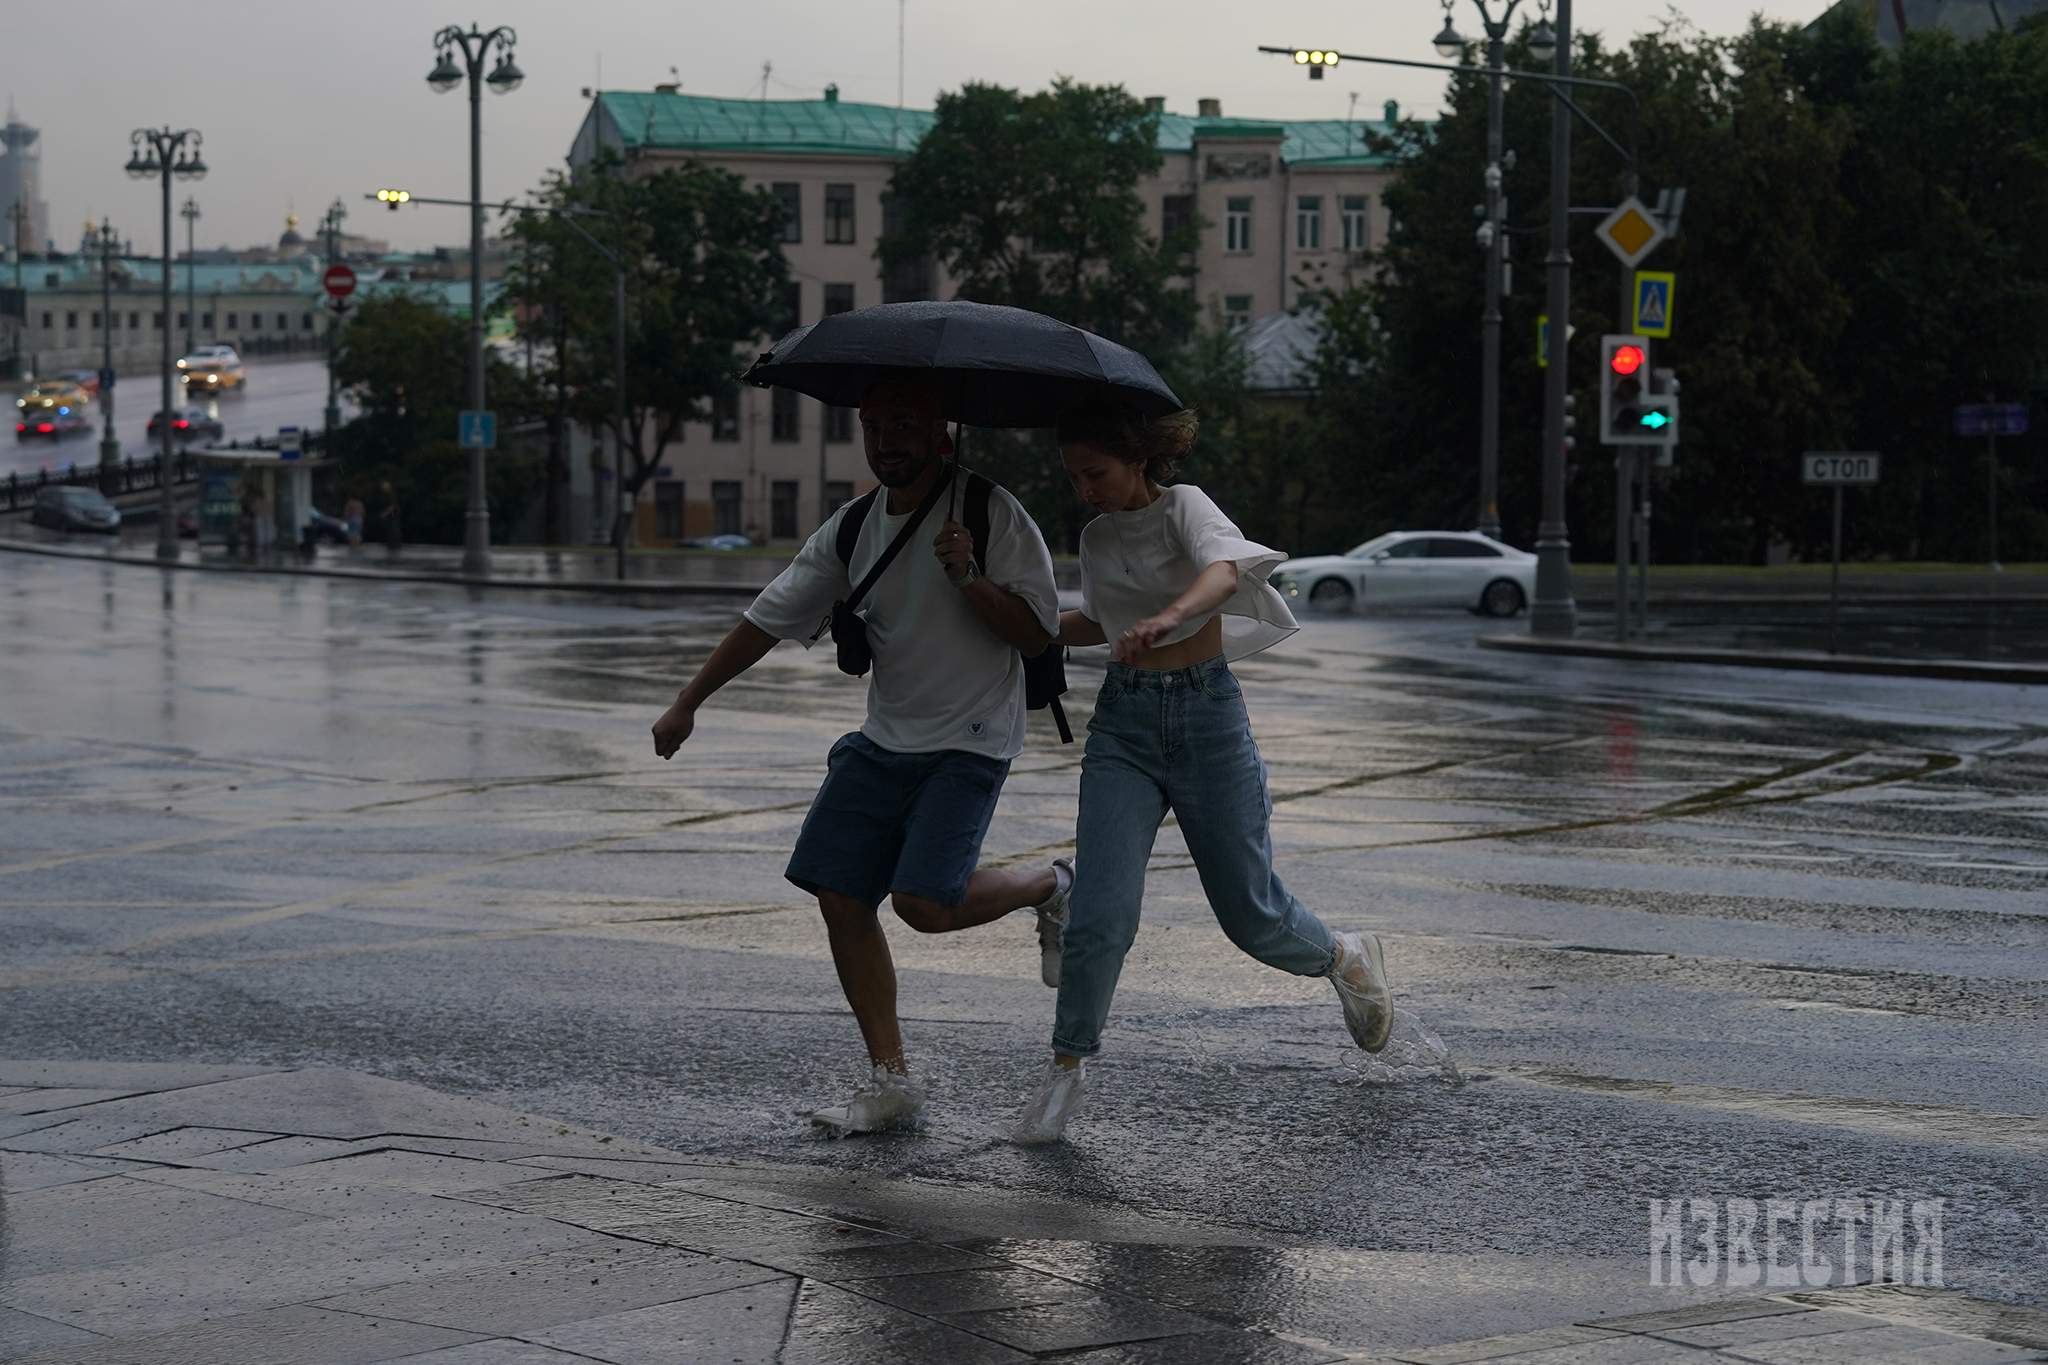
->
[376, 188, 413, 211]
[1293, 48, 1340, 79]
[1561, 392, 1577, 457]
[1599, 335, 1676, 448]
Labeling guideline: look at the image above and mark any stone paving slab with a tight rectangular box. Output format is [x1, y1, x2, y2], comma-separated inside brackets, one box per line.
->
[5, 1060, 2047, 1365]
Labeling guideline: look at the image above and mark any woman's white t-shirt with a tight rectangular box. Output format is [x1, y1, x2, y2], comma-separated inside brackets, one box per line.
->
[1078, 484, 1298, 661]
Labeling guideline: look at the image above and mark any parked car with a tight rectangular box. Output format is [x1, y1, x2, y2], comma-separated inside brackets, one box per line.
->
[176, 344, 247, 393]
[147, 407, 225, 444]
[303, 508, 351, 545]
[31, 485, 122, 533]
[683, 533, 754, 551]
[1271, 531, 1537, 617]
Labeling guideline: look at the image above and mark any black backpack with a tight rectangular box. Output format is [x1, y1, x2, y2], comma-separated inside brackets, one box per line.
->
[836, 469, 1072, 743]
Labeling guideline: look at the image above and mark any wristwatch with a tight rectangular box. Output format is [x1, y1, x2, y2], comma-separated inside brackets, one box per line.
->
[951, 561, 981, 589]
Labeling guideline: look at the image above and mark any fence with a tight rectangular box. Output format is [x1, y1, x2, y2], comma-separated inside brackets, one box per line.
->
[1, 451, 196, 513]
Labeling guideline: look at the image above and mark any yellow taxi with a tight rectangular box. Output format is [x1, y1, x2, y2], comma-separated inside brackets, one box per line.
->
[176, 344, 248, 393]
[15, 379, 94, 414]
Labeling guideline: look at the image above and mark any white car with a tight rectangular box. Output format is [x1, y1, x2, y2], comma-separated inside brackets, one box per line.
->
[176, 344, 247, 393]
[1272, 530, 1537, 617]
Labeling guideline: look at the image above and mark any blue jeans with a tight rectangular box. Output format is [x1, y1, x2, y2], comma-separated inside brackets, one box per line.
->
[1052, 656, 1338, 1058]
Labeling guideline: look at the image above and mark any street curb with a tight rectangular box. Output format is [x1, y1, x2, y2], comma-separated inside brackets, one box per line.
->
[0, 537, 765, 597]
[1571, 591, 2048, 608]
[1477, 633, 2048, 685]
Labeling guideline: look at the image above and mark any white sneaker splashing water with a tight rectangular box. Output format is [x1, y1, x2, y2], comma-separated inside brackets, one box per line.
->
[1337, 1008, 1463, 1087]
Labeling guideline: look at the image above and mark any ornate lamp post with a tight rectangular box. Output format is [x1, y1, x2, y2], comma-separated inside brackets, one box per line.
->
[427, 23, 523, 578]
[126, 127, 206, 563]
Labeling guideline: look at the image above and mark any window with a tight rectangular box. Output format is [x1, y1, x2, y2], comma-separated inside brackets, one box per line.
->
[1383, 538, 1430, 559]
[40, 312, 51, 330]
[226, 312, 238, 329]
[1225, 197, 1253, 253]
[712, 480, 743, 536]
[65, 311, 77, 330]
[90, 311, 101, 328]
[823, 283, 855, 317]
[1223, 294, 1253, 327]
[826, 406, 853, 443]
[771, 480, 799, 539]
[1427, 537, 1502, 558]
[277, 312, 288, 330]
[654, 480, 684, 540]
[881, 192, 934, 303]
[824, 183, 856, 243]
[825, 480, 854, 515]
[249, 313, 262, 332]
[302, 313, 314, 331]
[1295, 195, 1322, 250]
[1341, 195, 1370, 251]
[201, 312, 213, 330]
[772, 182, 802, 243]
[711, 390, 739, 441]
[175, 311, 187, 330]
[771, 386, 800, 442]
[1162, 194, 1195, 243]
[778, 281, 801, 335]
[128, 312, 140, 330]
[152, 312, 163, 331]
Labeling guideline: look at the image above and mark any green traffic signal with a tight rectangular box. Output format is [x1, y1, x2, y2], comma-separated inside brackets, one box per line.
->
[1638, 411, 1669, 430]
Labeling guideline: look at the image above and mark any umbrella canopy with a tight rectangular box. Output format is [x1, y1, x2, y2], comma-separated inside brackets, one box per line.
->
[741, 300, 1181, 428]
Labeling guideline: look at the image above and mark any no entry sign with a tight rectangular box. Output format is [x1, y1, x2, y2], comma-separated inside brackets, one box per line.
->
[322, 264, 358, 300]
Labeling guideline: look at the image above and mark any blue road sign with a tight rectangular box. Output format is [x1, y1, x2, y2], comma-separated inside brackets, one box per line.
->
[1633, 271, 1674, 338]
[97, 367, 115, 392]
[1953, 403, 2028, 437]
[277, 425, 302, 461]
[459, 410, 497, 450]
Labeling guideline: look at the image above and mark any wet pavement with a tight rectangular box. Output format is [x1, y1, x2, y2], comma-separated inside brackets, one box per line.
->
[1, 552, 2045, 1360]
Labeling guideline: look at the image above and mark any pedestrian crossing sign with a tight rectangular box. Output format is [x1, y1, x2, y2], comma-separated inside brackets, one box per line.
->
[1633, 271, 1675, 338]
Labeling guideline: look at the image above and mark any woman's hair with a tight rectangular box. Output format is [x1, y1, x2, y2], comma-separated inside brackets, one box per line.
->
[1056, 401, 1199, 484]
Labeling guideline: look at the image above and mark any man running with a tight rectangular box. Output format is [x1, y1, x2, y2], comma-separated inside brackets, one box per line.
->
[651, 377, 1072, 1133]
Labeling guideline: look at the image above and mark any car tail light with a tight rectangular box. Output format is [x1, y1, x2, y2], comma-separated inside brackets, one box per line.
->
[173, 419, 190, 429]
[36, 423, 54, 433]
[13, 423, 23, 434]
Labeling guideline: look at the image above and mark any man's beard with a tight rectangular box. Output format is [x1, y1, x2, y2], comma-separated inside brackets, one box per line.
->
[872, 447, 938, 489]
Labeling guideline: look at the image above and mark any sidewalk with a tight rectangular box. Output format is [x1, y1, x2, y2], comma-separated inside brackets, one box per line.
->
[1478, 633, 2048, 685]
[5, 1060, 2045, 1364]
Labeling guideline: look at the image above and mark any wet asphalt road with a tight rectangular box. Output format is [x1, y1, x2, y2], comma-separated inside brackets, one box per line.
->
[1, 552, 2043, 1333]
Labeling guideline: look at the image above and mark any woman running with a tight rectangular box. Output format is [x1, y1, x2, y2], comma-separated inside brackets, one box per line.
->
[1015, 402, 1395, 1143]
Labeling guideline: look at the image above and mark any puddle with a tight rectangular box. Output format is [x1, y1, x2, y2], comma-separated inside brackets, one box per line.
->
[1335, 1009, 1465, 1088]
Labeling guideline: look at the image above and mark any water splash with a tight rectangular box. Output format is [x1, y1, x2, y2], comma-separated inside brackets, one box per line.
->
[1336, 1008, 1464, 1087]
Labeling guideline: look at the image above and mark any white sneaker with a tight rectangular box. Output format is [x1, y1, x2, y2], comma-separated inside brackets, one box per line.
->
[1012, 1060, 1087, 1144]
[1329, 931, 1394, 1053]
[808, 1065, 926, 1135]
[1034, 858, 1073, 989]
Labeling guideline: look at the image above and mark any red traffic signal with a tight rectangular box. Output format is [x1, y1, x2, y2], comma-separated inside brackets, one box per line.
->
[1608, 344, 1646, 376]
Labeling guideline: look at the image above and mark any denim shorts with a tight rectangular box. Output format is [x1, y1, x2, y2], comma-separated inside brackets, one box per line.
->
[786, 732, 1011, 909]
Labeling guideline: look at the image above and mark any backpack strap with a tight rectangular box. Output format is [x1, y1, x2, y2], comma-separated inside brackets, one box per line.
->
[834, 488, 881, 570]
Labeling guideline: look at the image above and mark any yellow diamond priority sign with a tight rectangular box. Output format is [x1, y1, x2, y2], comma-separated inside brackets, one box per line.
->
[1594, 196, 1666, 269]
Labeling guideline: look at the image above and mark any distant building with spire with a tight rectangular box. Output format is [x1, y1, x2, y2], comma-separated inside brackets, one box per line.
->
[1, 101, 52, 258]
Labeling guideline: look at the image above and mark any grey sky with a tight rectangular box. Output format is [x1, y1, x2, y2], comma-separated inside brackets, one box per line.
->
[20, 0, 1818, 257]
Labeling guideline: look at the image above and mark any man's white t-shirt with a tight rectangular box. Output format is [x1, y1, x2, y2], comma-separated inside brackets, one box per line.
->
[744, 475, 1059, 761]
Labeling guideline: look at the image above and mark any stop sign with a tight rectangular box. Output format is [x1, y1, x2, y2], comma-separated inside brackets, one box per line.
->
[323, 264, 357, 299]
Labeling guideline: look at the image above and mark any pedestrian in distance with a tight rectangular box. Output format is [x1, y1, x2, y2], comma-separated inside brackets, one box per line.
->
[378, 481, 402, 557]
[651, 376, 1077, 1135]
[1012, 400, 1396, 1144]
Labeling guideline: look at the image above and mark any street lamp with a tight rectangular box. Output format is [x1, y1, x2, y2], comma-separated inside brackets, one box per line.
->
[95, 221, 121, 478]
[427, 23, 521, 578]
[179, 197, 199, 354]
[128, 126, 206, 564]
[321, 199, 347, 435]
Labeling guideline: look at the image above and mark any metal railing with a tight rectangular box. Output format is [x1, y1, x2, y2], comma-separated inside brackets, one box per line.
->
[1, 450, 196, 513]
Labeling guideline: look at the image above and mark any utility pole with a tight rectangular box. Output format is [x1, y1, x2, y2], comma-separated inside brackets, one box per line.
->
[179, 198, 199, 354]
[1530, 0, 1578, 635]
[321, 199, 347, 435]
[126, 126, 207, 564]
[96, 222, 121, 478]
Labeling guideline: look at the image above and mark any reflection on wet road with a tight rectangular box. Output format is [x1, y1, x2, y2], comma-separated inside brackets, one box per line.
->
[1, 552, 2043, 1322]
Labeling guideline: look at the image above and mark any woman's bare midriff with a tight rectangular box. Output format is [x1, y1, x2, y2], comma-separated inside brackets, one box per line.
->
[1125, 615, 1224, 671]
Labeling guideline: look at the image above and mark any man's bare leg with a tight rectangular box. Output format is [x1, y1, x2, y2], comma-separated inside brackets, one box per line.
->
[817, 892, 906, 1072]
[890, 864, 1060, 934]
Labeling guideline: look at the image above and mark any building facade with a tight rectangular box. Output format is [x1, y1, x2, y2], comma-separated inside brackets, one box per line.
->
[567, 88, 1406, 546]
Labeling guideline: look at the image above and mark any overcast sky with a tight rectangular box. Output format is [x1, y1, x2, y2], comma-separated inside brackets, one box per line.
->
[17, 0, 1819, 256]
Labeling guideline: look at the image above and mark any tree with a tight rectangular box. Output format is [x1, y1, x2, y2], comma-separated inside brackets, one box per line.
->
[882, 79, 1200, 357]
[503, 153, 791, 526]
[327, 291, 538, 545]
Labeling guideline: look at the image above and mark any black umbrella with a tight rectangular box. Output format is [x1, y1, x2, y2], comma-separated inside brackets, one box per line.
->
[741, 300, 1180, 428]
